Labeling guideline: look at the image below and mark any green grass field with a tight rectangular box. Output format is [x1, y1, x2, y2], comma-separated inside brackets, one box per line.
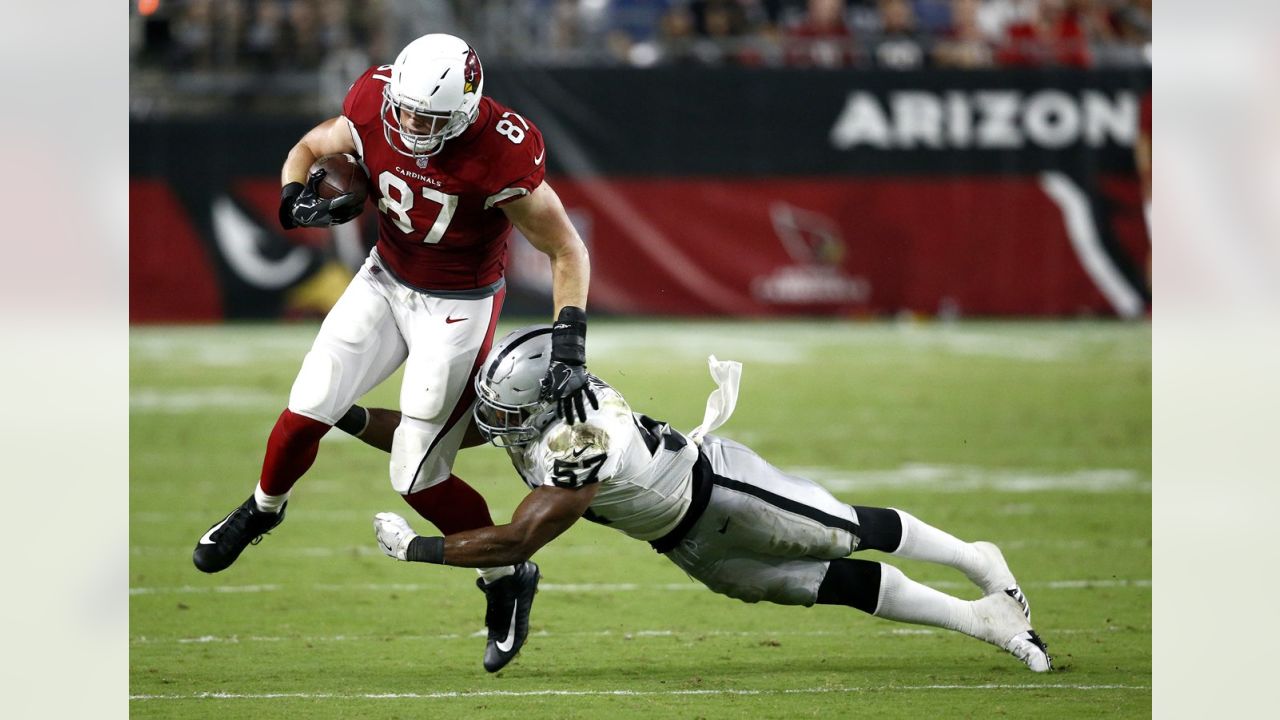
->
[130, 319, 1151, 718]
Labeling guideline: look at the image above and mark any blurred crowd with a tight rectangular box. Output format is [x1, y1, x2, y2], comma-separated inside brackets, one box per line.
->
[580, 0, 1151, 69]
[132, 0, 1151, 72]
[132, 0, 390, 73]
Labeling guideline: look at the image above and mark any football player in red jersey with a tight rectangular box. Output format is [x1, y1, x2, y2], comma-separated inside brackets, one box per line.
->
[192, 34, 593, 673]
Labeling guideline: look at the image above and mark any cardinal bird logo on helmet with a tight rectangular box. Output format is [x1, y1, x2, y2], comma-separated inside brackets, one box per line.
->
[463, 48, 483, 95]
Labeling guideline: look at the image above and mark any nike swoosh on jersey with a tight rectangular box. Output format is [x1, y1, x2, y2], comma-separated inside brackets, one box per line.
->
[495, 602, 519, 652]
[445, 316, 468, 324]
[198, 514, 233, 545]
[533, 149, 545, 165]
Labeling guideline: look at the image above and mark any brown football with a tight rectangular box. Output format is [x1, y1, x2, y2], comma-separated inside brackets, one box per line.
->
[309, 153, 370, 208]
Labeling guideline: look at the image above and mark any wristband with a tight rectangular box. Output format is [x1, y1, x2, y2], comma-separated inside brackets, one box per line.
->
[406, 536, 445, 564]
[551, 306, 587, 365]
[334, 405, 369, 436]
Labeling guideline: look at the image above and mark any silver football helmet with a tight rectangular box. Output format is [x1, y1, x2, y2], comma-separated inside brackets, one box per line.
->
[381, 33, 484, 160]
[473, 325, 557, 448]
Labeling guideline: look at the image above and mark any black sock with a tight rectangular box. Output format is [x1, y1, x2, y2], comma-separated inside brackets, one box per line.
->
[815, 558, 881, 614]
[334, 405, 369, 436]
[851, 505, 902, 552]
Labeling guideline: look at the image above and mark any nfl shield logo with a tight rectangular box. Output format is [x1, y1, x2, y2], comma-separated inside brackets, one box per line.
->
[416, 156, 429, 168]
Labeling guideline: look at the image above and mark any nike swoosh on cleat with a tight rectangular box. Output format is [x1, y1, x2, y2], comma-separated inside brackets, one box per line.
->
[495, 601, 519, 652]
[198, 515, 232, 545]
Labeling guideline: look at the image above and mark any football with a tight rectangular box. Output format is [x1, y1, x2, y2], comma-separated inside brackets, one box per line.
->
[309, 153, 370, 209]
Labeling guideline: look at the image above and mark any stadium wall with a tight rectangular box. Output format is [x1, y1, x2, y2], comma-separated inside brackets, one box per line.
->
[129, 67, 1150, 322]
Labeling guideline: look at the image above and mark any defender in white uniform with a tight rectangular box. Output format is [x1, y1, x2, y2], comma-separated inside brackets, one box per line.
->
[355, 326, 1053, 672]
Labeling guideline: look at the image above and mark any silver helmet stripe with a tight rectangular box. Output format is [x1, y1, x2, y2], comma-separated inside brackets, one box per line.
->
[485, 327, 553, 381]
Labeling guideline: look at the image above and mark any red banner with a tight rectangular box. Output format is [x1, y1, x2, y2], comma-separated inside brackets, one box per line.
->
[510, 175, 1148, 317]
[130, 180, 223, 322]
[130, 172, 1147, 321]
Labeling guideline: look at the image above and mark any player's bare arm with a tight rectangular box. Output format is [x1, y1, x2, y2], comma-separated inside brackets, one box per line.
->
[503, 181, 598, 423]
[281, 116, 359, 185]
[375, 482, 599, 567]
[501, 181, 590, 314]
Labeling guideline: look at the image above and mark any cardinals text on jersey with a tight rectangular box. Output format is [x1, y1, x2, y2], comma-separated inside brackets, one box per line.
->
[342, 66, 547, 292]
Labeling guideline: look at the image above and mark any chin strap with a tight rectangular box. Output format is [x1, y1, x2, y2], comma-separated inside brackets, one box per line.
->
[687, 355, 742, 446]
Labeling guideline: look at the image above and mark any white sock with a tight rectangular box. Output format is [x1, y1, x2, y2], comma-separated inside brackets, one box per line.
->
[890, 508, 986, 579]
[253, 486, 289, 514]
[873, 563, 979, 638]
[476, 565, 517, 584]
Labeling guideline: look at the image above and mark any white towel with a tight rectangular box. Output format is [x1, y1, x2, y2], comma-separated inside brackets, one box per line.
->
[687, 355, 742, 445]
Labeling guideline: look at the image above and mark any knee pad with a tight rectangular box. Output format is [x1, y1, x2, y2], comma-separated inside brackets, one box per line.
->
[399, 359, 452, 421]
[288, 350, 343, 423]
[389, 419, 459, 494]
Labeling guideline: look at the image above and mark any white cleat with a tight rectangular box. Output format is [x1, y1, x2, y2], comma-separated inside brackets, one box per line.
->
[969, 541, 1031, 621]
[1005, 630, 1053, 673]
[971, 591, 1053, 672]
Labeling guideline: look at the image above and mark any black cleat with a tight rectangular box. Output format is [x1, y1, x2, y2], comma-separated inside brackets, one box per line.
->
[192, 496, 286, 573]
[476, 561, 540, 673]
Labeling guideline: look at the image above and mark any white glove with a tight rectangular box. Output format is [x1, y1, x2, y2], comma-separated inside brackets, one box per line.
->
[373, 511, 417, 561]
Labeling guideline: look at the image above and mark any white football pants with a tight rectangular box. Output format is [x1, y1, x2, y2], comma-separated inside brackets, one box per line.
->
[286, 251, 503, 494]
[665, 435, 860, 606]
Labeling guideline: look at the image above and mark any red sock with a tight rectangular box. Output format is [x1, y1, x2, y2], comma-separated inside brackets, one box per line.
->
[402, 475, 495, 535]
[259, 409, 332, 495]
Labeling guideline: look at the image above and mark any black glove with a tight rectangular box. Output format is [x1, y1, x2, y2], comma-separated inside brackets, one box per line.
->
[542, 306, 598, 424]
[278, 182, 305, 230]
[278, 169, 361, 230]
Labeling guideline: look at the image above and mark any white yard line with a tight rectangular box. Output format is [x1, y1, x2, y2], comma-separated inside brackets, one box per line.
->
[129, 537, 1151, 557]
[131, 625, 1145, 645]
[130, 387, 280, 413]
[129, 578, 1150, 596]
[130, 322, 1149, 370]
[130, 545, 384, 558]
[133, 509, 370, 523]
[131, 684, 1148, 701]
[801, 464, 1150, 494]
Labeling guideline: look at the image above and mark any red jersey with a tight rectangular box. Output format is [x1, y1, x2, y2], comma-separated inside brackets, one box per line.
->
[342, 65, 547, 291]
